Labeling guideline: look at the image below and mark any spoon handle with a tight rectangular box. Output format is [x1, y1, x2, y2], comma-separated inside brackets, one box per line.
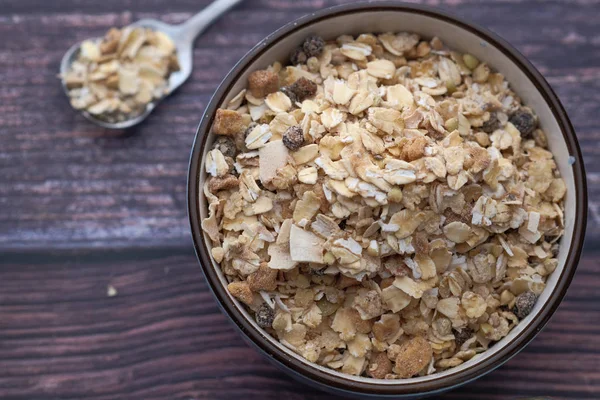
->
[177, 0, 242, 43]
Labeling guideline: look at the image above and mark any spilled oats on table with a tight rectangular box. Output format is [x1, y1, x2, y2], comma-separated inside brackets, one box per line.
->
[200, 32, 566, 379]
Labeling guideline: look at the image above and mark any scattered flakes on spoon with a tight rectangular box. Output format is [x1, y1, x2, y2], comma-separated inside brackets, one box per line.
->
[61, 26, 180, 123]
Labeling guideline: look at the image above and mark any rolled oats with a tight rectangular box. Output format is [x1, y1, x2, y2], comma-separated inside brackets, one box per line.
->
[201, 31, 566, 380]
[61, 26, 179, 122]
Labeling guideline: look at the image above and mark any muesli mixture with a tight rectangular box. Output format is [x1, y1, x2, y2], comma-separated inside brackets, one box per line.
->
[201, 32, 566, 379]
[61, 27, 180, 122]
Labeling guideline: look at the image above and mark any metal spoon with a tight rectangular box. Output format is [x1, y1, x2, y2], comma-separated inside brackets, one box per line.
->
[60, 0, 242, 129]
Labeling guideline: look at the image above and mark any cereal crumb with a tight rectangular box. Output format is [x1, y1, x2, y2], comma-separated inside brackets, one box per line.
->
[107, 285, 117, 297]
[213, 109, 245, 136]
[393, 336, 432, 378]
[248, 69, 279, 98]
[367, 352, 393, 379]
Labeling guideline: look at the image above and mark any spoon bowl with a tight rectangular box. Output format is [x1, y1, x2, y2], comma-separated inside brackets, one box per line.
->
[59, 0, 242, 129]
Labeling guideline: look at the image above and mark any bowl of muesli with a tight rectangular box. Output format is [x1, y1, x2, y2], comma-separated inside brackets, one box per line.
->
[188, 2, 586, 397]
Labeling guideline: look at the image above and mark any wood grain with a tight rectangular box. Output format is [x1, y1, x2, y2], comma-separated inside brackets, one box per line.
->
[1, 0, 599, 249]
[0, 248, 598, 400]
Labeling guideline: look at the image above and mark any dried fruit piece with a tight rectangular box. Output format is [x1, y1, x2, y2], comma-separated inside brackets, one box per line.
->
[303, 35, 325, 58]
[513, 291, 537, 319]
[285, 77, 318, 102]
[453, 327, 473, 347]
[481, 112, 501, 134]
[255, 303, 275, 328]
[282, 125, 305, 151]
[509, 108, 537, 136]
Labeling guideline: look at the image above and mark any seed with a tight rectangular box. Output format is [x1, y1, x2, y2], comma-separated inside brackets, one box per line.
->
[463, 53, 480, 70]
[317, 298, 339, 316]
[445, 117, 458, 132]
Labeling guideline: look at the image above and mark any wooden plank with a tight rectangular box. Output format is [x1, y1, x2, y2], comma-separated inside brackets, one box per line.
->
[0, 0, 599, 249]
[0, 248, 598, 400]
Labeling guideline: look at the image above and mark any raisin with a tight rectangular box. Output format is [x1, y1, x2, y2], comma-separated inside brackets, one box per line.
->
[453, 327, 473, 348]
[255, 303, 275, 328]
[302, 35, 325, 58]
[513, 291, 537, 319]
[280, 86, 298, 104]
[286, 77, 318, 102]
[481, 112, 501, 134]
[213, 136, 237, 159]
[509, 109, 536, 136]
[282, 126, 305, 151]
[290, 47, 307, 65]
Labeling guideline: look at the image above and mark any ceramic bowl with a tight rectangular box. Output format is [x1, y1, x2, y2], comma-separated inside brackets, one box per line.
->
[188, 2, 587, 397]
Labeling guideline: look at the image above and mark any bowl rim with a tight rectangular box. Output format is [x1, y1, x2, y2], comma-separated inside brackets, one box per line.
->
[187, 1, 587, 395]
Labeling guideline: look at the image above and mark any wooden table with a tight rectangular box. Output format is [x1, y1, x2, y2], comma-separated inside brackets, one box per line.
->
[1, 1, 598, 399]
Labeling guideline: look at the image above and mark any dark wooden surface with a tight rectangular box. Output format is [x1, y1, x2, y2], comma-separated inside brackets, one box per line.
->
[0, 0, 598, 399]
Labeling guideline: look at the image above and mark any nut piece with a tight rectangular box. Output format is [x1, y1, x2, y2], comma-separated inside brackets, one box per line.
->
[393, 336, 433, 378]
[227, 281, 253, 305]
[513, 291, 537, 319]
[255, 303, 275, 328]
[213, 109, 244, 136]
[208, 174, 238, 193]
[248, 69, 279, 98]
[247, 263, 278, 291]
[282, 126, 305, 151]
